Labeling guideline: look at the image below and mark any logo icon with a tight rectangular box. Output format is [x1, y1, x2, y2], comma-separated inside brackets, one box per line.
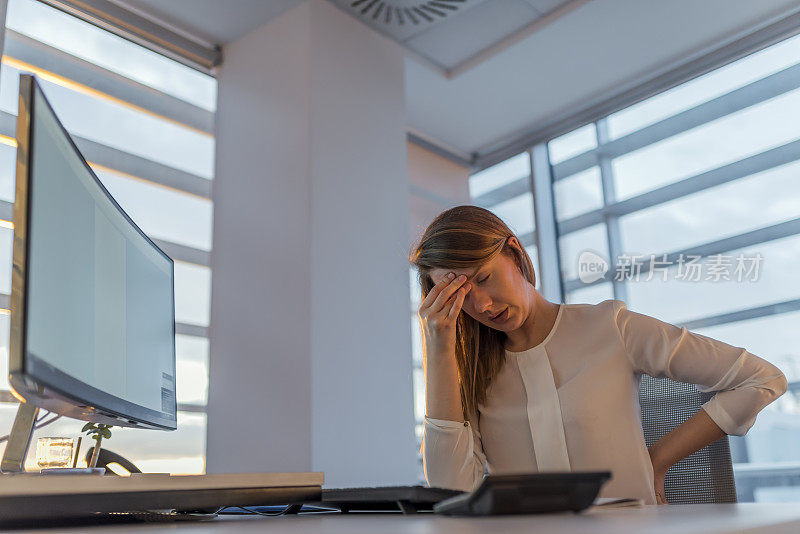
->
[578, 250, 608, 284]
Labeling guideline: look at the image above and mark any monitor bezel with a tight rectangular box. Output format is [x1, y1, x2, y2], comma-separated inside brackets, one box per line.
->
[8, 74, 177, 431]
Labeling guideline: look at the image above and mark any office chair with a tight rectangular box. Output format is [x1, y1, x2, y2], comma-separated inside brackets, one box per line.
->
[638, 374, 737, 504]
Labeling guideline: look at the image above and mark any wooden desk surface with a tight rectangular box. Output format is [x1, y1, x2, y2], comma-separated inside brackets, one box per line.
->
[6, 502, 800, 533]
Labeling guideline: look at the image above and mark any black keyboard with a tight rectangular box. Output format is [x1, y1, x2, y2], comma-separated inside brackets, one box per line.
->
[318, 485, 463, 513]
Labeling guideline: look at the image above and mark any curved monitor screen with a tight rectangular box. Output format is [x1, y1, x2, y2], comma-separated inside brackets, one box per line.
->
[19, 76, 176, 429]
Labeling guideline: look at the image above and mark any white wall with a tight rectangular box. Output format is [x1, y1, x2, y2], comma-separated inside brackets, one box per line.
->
[208, 0, 418, 487]
[407, 141, 471, 251]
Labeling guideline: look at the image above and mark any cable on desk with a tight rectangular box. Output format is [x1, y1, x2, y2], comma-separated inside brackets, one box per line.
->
[219, 504, 337, 516]
[236, 504, 303, 516]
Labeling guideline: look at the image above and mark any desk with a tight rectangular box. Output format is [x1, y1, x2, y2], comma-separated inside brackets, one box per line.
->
[7, 503, 800, 533]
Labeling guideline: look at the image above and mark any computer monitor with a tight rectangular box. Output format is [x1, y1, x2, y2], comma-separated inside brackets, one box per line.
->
[7, 74, 177, 432]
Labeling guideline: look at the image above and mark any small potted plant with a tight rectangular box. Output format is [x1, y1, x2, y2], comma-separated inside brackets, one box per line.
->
[82, 423, 113, 468]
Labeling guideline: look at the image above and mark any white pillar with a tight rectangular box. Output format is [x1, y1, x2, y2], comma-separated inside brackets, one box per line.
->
[207, 0, 417, 487]
[0, 1, 8, 67]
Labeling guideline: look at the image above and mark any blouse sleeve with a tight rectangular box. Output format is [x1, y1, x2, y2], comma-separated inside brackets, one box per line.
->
[612, 299, 788, 436]
[422, 414, 487, 491]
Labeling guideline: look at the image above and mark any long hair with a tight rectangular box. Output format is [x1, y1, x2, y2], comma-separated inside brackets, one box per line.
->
[409, 205, 536, 421]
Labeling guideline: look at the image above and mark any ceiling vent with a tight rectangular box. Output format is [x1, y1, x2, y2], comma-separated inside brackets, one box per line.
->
[348, 0, 467, 26]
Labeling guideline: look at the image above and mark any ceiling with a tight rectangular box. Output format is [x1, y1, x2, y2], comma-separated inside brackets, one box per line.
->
[326, 0, 578, 73]
[405, 0, 800, 158]
[118, 0, 306, 45]
[119, 0, 576, 71]
[116, 0, 800, 162]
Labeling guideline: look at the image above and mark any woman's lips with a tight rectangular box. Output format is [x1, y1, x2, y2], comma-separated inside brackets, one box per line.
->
[491, 307, 509, 323]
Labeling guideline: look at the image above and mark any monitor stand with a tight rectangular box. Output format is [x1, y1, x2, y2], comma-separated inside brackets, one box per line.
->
[0, 403, 105, 475]
[1, 402, 38, 473]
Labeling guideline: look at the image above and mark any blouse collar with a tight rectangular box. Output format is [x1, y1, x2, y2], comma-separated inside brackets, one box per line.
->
[505, 303, 565, 355]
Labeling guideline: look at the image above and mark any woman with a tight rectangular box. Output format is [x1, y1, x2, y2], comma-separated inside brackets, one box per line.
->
[410, 205, 787, 505]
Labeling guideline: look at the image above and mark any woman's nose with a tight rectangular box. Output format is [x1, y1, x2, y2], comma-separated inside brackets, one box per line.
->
[467, 290, 491, 314]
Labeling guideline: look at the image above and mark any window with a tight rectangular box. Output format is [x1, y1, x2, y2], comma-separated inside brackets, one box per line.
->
[93, 167, 213, 251]
[469, 152, 537, 268]
[3, 0, 216, 110]
[553, 166, 603, 222]
[547, 123, 596, 165]
[558, 223, 609, 282]
[626, 234, 800, 326]
[468, 152, 530, 198]
[458, 28, 800, 502]
[612, 86, 800, 201]
[0, 64, 215, 178]
[0, 0, 215, 474]
[565, 281, 613, 305]
[606, 34, 800, 139]
[545, 30, 800, 502]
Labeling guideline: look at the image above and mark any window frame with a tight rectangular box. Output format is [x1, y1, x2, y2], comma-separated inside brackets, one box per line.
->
[0, 1, 216, 471]
[462, 21, 800, 502]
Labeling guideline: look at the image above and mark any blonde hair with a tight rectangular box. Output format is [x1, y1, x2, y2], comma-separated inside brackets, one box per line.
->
[409, 205, 536, 420]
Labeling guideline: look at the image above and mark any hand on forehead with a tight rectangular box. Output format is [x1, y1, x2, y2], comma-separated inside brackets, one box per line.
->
[429, 267, 479, 286]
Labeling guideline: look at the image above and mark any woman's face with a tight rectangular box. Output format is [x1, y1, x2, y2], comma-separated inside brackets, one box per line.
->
[428, 242, 533, 332]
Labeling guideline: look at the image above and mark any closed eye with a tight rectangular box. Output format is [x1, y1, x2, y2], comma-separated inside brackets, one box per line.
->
[478, 275, 490, 284]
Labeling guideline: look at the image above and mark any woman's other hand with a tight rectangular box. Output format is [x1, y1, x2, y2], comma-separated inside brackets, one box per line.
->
[653, 470, 668, 505]
[649, 447, 670, 505]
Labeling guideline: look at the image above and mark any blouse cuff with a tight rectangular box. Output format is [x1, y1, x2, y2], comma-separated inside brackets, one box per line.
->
[424, 416, 470, 430]
[422, 416, 481, 491]
[701, 397, 752, 437]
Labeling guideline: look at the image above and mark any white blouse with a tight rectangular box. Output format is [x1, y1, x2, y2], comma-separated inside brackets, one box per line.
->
[422, 299, 788, 504]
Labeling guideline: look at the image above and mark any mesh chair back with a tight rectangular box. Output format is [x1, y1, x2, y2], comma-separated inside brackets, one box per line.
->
[638, 374, 737, 504]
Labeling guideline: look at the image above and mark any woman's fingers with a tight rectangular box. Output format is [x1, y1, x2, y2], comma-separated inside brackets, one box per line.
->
[419, 274, 452, 312]
[430, 275, 468, 313]
[446, 282, 470, 319]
